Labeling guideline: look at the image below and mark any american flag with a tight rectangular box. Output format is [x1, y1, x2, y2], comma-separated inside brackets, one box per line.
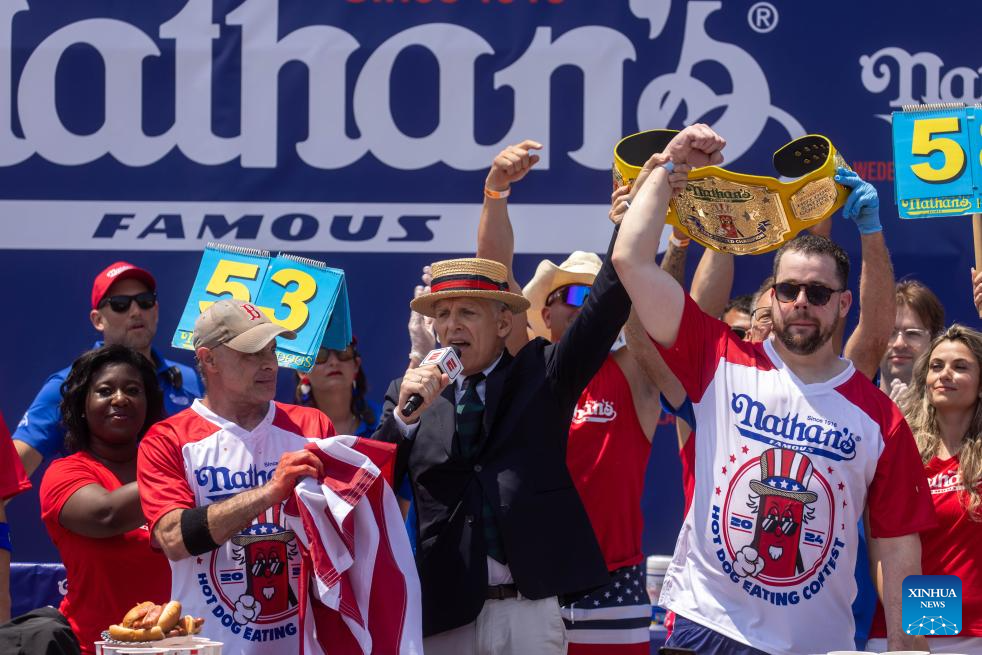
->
[561, 562, 651, 653]
[284, 436, 423, 655]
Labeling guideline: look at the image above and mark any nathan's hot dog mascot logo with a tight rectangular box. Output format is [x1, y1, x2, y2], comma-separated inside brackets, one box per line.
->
[200, 500, 301, 637]
[231, 523, 298, 619]
[720, 447, 838, 590]
[738, 449, 818, 579]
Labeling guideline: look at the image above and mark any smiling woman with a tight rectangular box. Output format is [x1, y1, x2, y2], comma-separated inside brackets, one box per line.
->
[867, 325, 982, 652]
[38, 345, 171, 655]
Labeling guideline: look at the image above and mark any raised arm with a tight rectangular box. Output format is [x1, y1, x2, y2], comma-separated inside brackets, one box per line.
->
[610, 184, 694, 292]
[477, 139, 542, 353]
[690, 248, 734, 318]
[838, 169, 895, 379]
[612, 124, 726, 347]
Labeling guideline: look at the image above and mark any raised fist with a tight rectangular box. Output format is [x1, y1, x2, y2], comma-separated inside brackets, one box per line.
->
[665, 124, 726, 168]
[486, 139, 543, 192]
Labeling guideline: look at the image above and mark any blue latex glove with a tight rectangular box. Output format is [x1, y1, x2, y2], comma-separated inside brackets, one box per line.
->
[835, 167, 881, 234]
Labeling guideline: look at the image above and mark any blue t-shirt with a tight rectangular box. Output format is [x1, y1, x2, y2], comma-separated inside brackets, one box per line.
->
[13, 344, 202, 459]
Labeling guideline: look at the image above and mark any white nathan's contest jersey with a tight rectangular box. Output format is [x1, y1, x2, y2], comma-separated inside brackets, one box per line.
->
[655, 296, 935, 655]
[138, 400, 334, 655]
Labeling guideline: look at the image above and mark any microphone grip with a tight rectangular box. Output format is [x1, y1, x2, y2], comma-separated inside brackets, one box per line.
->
[402, 393, 424, 417]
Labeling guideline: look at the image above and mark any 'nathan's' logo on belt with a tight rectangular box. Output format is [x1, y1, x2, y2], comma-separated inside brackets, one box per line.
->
[687, 185, 755, 202]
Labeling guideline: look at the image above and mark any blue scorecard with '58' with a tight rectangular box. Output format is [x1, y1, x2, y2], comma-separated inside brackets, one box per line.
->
[892, 104, 982, 219]
[171, 243, 351, 372]
[902, 574, 962, 636]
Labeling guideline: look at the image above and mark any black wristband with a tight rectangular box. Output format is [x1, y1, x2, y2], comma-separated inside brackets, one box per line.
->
[181, 506, 220, 556]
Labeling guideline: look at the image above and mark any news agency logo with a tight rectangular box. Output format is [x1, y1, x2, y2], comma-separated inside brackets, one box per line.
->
[902, 575, 961, 636]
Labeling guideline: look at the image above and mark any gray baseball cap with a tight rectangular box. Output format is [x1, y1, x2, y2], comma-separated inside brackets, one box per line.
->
[192, 299, 296, 353]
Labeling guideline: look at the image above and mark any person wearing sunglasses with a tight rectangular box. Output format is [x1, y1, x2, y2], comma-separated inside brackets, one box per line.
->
[613, 126, 936, 655]
[12, 262, 202, 478]
[295, 338, 378, 438]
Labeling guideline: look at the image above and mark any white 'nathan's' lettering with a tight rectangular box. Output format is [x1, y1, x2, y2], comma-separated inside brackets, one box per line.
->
[0, 0, 801, 170]
[860, 46, 982, 120]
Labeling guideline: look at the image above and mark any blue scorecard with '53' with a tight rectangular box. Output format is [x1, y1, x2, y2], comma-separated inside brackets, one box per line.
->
[171, 242, 351, 372]
[901, 574, 962, 637]
[892, 104, 982, 219]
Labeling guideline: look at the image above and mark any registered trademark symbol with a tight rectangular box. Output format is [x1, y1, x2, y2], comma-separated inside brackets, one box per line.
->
[748, 2, 778, 33]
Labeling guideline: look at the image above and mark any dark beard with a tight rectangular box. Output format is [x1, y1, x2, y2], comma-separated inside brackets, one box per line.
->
[775, 314, 838, 355]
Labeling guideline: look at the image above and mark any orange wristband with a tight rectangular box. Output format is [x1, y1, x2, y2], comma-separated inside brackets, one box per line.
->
[484, 186, 511, 200]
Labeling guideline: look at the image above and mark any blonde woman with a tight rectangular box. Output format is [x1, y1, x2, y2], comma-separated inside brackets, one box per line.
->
[867, 324, 982, 653]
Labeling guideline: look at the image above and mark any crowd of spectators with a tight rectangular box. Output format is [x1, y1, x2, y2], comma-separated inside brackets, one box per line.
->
[2, 124, 982, 654]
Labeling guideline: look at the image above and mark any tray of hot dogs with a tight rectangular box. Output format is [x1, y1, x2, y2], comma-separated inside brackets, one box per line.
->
[95, 600, 217, 653]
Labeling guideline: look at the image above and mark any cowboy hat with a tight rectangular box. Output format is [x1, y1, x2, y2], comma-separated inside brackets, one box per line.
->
[410, 258, 529, 318]
[523, 251, 601, 339]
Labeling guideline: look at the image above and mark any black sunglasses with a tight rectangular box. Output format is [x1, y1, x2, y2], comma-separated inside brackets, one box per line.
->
[98, 291, 157, 313]
[730, 326, 748, 340]
[772, 282, 844, 307]
[316, 346, 357, 365]
[760, 512, 798, 537]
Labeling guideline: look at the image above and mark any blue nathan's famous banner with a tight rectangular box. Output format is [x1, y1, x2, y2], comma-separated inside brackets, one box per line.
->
[3, 0, 982, 564]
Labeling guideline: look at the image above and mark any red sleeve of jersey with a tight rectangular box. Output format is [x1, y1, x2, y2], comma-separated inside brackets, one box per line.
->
[868, 415, 937, 538]
[39, 455, 99, 524]
[137, 425, 196, 537]
[0, 412, 30, 500]
[652, 293, 733, 403]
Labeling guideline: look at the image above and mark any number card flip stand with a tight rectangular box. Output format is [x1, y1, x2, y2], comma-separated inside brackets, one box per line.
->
[172, 243, 351, 372]
[893, 103, 982, 271]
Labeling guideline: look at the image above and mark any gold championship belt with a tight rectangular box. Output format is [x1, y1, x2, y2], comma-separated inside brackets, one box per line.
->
[613, 130, 852, 255]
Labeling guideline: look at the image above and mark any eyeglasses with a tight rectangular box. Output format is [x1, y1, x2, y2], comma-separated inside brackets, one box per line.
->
[772, 282, 845, 307]
[315, 346, 357, 365]
[890, 327, 929, 343]
[751, 308, 773, 326]
[730, 327, 748, 340]
[546, 284, 591, 308]
[760, 511, 798, 537]
[98, 291, 157, 313]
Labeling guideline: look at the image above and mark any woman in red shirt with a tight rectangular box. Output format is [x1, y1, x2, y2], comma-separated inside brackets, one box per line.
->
[40, 345, 171, 654]
[867, 324, 982, 653]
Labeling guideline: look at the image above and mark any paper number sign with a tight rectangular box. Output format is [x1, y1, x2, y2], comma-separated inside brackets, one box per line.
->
[172, 244, 351, 372]
[892, 104, 982, 218]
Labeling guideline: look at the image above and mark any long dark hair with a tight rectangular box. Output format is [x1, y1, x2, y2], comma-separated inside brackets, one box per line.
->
[60, 344, 164, 454]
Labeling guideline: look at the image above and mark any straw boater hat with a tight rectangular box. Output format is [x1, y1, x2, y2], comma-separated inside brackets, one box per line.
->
[523, 251, 602, 339]
[410, 258, 529, 318]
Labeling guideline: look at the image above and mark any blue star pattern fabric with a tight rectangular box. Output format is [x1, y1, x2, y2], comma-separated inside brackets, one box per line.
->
[560, 562, 651, 649]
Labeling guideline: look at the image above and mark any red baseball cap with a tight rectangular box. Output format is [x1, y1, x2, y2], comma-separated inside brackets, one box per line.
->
[91, 261, 157, 310]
